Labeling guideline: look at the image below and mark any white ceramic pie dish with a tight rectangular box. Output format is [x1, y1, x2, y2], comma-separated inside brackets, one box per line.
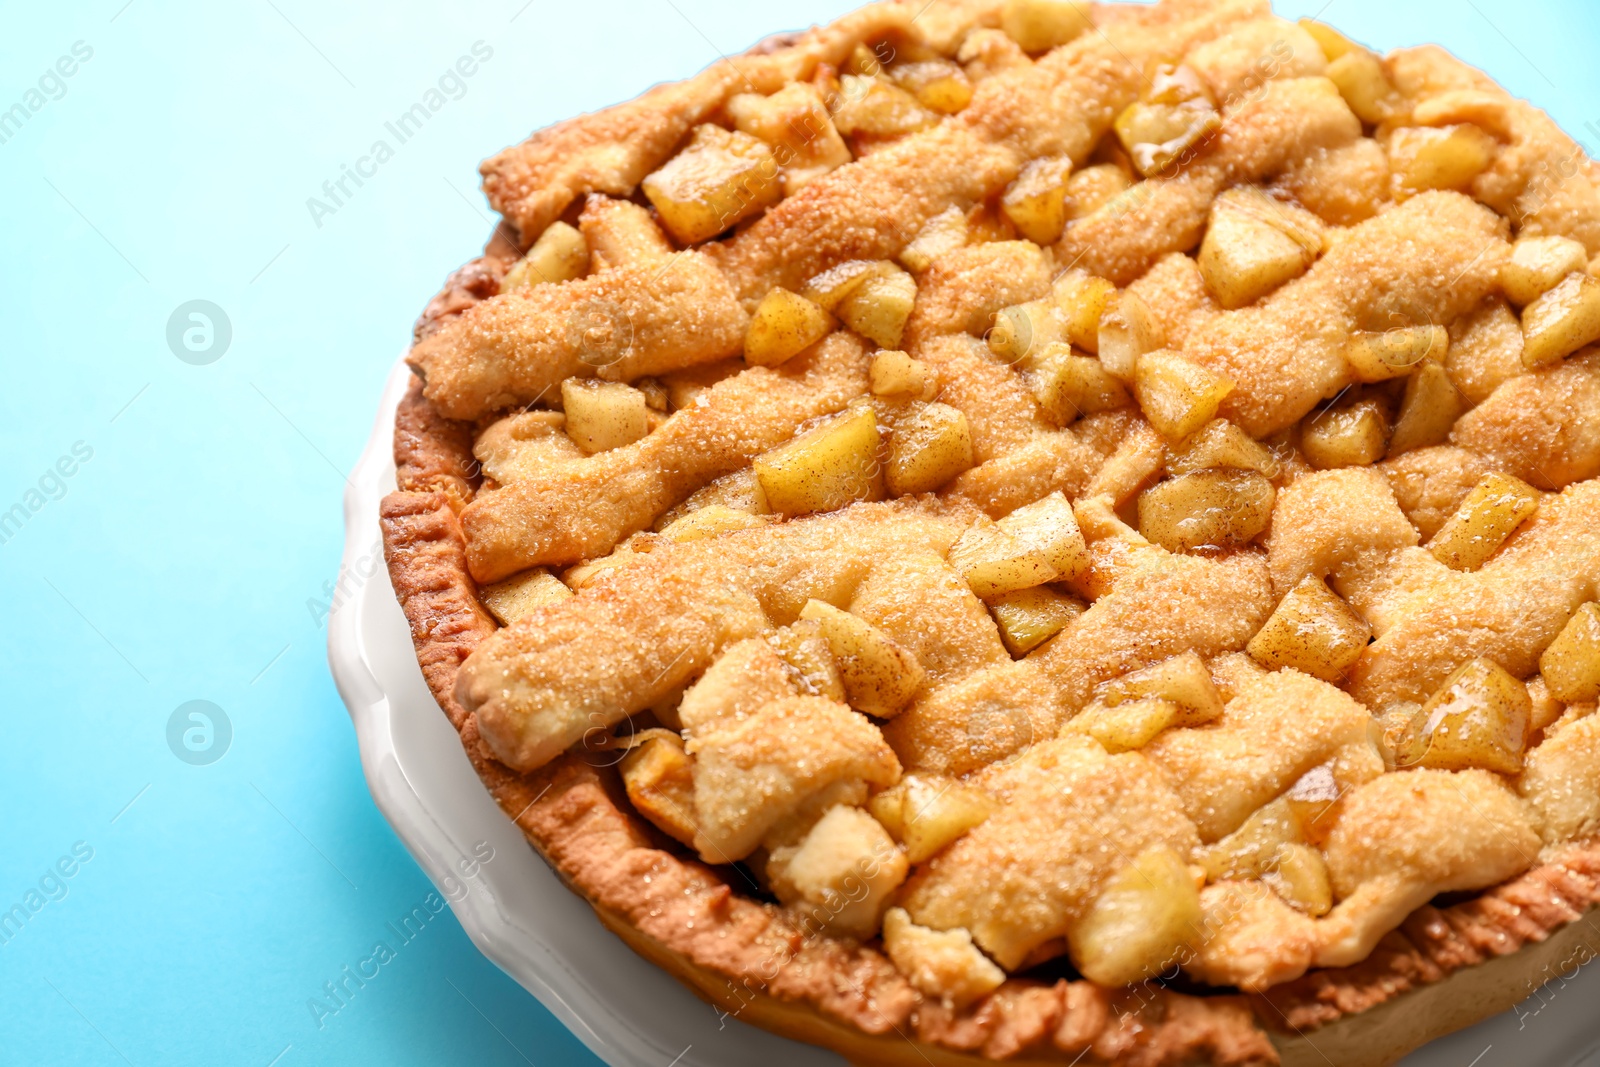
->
[329, 354, 1600, 1067]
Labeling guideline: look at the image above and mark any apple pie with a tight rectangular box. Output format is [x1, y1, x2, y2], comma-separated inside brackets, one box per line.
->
[380, 1, 1600, 1062]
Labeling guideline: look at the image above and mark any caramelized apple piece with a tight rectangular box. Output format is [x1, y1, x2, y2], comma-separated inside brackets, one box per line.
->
[870, 773, 996, 863]
[479, 567, 572, 625]
[889, 60, 974, 115]
[1524, 675, 1564, 734]
[1113, 64, 1221, 178]
[1074, 698, 1180, 753]
[1137, 470, 1274, 553]
[833, 76, 937, 138]
[1284, 762, 1344, 847]
[1052, 270, 1117, 352]
[1399, 657, 1530, 775]
[636, 378, 669, 412]
[898, 206, 969, 273]
[658, 504, 768, 543]
[1502, 235, 1590, 307]
[999, 0, 1091, 53]
[656, 468, 770, 529]
[988, 299, 1063, 364]
[1521, 271, 1600, 368]
[1068, 845, 1202, 987]
[1301, 397, 1389, 469]
[744, 286, 835, 367]
[1198, 799, 1301, 881]
[1326, 50, 1398, 124]
[800, 599, 926, 717]
[844, 42, 891, 77]
[1002, 156, 1074, 245]
[1097, 650, 1223, 727]
[1135, 350, 1235, 439]
[1265, 843, 1333, 917]
[866, 782, 906, 839]
[1247, 575, 1371, 683]
[502, 221, 588, 290]
[886, 401, 974, 496]
[1298, 17, 1359, 62]
[837, 265, 917, 349]
[1003, 491, 1091, 584]
[561, 379, 650, 453]
[1028, 344, 1131, 425]
[726, 83, 851, 194]
[1343, 325, 1447, 382]
[621, 733, 698, 846]
[1199, 798, 1333, 913]
[561, 542, 646, 591]
[947, 497, 1087, 598]
[754, 407, 885, 516]
[1167, 418, 1280, 478]
[768, 618, 846, 702]
[804, 259, 897, 312]
[951, 493, 1091, 599]
[1198, 187, 1323, 310]
[642, 124, 781, 243]
[1097, 290, 1163, 380]
[988, 586, 1083, 655]
[1387, 362, 1464, 457]
[870, 350, 938, 400]
[1389, 125, 1497, 199]
[948, 521, 1057, 599]
[1541, 603, 1600, 703]
[1426, 472, 1540, 571]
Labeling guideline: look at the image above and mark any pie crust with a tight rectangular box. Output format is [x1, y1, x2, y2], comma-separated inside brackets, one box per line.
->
[379, 1, 1600, 1063]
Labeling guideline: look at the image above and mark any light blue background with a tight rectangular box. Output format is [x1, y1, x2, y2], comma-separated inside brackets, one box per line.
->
[1, 1, 1596, 1065]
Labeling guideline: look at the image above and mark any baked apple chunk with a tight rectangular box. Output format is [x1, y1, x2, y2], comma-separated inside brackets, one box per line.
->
[1393, 656, 1530, 774]
[753, 406, 885, 516]
[642, 124, 781, 244]
[1069, 844, 1202, 987]
[1198, 187, 1323, 309]
[1247, 575, 1370, 683]
[1541, 603, 1600, 702]
[947, 492, 1089, 598]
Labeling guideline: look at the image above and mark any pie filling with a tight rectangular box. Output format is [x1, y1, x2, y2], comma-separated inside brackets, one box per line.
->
[402, 0, 1600, 1019]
